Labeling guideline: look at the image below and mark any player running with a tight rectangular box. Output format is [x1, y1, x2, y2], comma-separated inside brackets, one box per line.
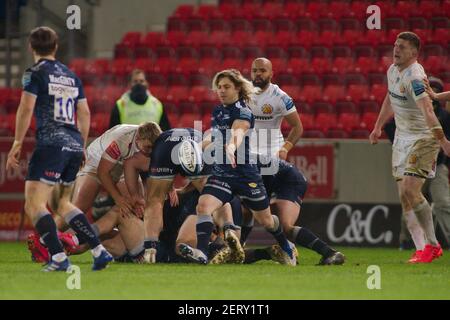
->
[6, 26, 112, 271]
[179, 69, 296, 265]
[369, 31, 450, 263]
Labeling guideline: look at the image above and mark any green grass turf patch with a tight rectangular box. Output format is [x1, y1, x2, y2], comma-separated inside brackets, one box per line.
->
[0, 242, 449, 299]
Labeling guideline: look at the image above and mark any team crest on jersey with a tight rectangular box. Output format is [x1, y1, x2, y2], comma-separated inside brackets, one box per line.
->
[248, 182, 257, 188]
[261, 104, 273, 114]
[409, 154, 417, 165]
[105, 141, 121, 160]
[399, 84, 406, 93]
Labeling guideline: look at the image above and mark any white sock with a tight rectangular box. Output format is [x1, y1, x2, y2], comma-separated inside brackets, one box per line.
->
[413, 201, 438, 246]
[52, 252, 67, 262]
[404, 210, 426, 250]
[91, 244, 105, 258]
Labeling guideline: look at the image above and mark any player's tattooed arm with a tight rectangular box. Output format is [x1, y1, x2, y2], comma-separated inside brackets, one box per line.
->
[76, 99, 91, 148]
[6, 92, 36, 171]
[370, 93, 394, 145]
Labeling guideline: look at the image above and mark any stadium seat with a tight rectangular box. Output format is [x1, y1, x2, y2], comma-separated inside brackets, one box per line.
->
[327, 128, 350, 139]
[305, 2, 328, 20]
[302, 129, 326, 138]
[197, 4, 222, 20]
[90, 113, 110, 137]
[284, 2, 306, 20]
[312, 102, 334, 114]
[322, 85, 345, 104]
[327, 1, 351, 20]
[120, 31, 142, 49]
[142, 32, 168, 49]
[359, 101, 379, 114]
[346, 84, 369, 103]
[393, 1, 417, 19]
[299, 85, 322, 103]
[350, 128, 370, 139]
[417, 0, 443, 19]
[338, 113, 361, 132]
[332, 57, 355, 74]
[171, 4, 196, 20]
[336, 101, 358, 114]
[315, 113, 338, 133]
[369, 84, 387, 104]
[360, 112, 378, 131]
[343, 1, 368, 21]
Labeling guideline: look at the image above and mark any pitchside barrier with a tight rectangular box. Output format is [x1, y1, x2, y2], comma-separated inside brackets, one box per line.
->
[0, 137, 406, 246]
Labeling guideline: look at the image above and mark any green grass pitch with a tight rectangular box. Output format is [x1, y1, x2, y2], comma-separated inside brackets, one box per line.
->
[0, 242, 449, 300]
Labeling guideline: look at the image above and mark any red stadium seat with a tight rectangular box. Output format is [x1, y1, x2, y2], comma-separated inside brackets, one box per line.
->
[315, 113, 338, 133]
[350, 129, 370, 139]
[393, 1, 417, 19]
[360, 112, 378, 131]
[327, 128, 350, 139]
[287, 58, 310, 75]
[305, 2, 328, 20]
[302, 130, 326, 138]
[431, 28, 449, 45]
[172, 4, 195, 20]
[322, 85, 345, 104]
[332, 57, 355, 74]
[369, 84, 387, 104]
[343, 1, 369, 21]
[310, 57, 332, 75]
[338, 113, 361, 132]
[425, 56, 447, 74]
[197, 4, 222, 20]
[358, 29, 385, 46]
[299, 85, 322, 103]
[355, 57, 378, 75]
[346, 84, 370, 104]
[142, 32, 167, 49]
[327, 1, 350, 20]
[336, 101, 358, 114]
[417, 1, 442, 19]
[284, 2, 306, 20]
[359, 101, 380, 114]
[299, 113, 315, 130]
[90, 113, 109, 137]
[121, 32, 142, 49]
[312, 102, 334, 114]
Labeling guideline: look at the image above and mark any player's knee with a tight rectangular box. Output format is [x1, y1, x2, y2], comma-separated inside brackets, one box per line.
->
[196, 201, 212, 215]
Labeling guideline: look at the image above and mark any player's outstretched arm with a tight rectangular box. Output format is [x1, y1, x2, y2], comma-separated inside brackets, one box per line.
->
[369, 93, 394, 145]
[76, 99, 91, 148]
[417, 97, 450, 156]
[278, 111, 303, 160]
[6, 92, 36, 171]
[226, 119, 250, 168]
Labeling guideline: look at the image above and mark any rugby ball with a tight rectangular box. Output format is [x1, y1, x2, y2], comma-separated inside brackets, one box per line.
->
[178, 139, 203, 175]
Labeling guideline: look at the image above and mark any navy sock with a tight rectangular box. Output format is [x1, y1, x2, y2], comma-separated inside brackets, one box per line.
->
[34, 213, 64, 256]
[196, 215, 214, 255]
[293, 226, 334, 258]
[266, 215, 292, 257]
[144, 239, 159, 250]
[65, 210, 100, 249]
[240, 226, 253, 245]
[244, 248, 271, 264]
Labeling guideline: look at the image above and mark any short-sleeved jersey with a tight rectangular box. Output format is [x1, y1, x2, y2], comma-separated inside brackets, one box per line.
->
[149, 128, 205, 179]
[22, 58, 86, 149]
[249, 83, 296, 155]
[387, 62, 432, 140]
[210, 99, 258, 178]
[84, 124, 140, 180]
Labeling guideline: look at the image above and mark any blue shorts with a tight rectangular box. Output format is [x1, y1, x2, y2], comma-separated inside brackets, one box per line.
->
[202, 175, 269, 211]
[270, 168, 308, 206]
[26, 145, 83, 185]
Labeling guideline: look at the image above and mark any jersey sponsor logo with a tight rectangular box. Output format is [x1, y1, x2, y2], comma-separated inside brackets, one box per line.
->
[254, 115, 274, 120]
[261, 104, 273, 114]
[411, 79, 425, 97]
[248, 182, 257, 188]
[22, 72, 32, 88]
[388, 90, 407, 101]
[281, 95, 294, 110]
[44, 171, 61, 179]
[49, 74, 76, 86]
[105, 141, 121, 160]
[151, 167, 172, 173]
[164, 135, 195, 142]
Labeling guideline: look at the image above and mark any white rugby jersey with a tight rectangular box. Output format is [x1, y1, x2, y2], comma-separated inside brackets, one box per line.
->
[89, 124, 140, 165]
[387, 62, 432, 140]
[249, 83, 297, 155]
